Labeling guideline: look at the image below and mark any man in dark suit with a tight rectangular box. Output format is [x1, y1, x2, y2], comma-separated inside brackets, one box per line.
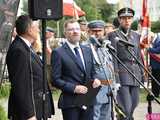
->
[51, 19, 101, 120]
[108, 8, 144, 120]
[6, 15, 54, 120]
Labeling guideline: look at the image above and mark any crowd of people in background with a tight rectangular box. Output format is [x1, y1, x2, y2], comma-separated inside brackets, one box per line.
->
[6, 6, 160, 120]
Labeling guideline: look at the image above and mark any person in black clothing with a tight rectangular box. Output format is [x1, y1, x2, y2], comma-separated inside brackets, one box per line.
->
[6, 15, 54, 120]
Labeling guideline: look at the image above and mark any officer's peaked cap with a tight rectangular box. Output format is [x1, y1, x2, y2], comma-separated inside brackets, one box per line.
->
[118, 7, 135, 17]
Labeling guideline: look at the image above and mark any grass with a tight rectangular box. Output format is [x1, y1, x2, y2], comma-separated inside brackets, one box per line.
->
[0, 82, 10, 99]
[140, 88, 149, 103]
[52, 89, 61, 100]
[0, 105, 7, 120]
[0, 82, 10, 120]
[139, 88, 160, 103]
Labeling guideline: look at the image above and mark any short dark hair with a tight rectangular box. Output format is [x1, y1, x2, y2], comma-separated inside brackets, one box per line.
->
[63, 19, 78, 31]
[15, 15, 32, 35]
[113, 17, 120, 28]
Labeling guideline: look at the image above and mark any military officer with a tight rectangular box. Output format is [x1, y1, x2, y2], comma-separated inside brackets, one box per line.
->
[86, 20, 115, 120]
[108, 7, 144, 120]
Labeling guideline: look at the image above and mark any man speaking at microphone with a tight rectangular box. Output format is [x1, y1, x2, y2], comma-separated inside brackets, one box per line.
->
[86, 20, 117, 120]
[51, 19, 101, 120]
[108, 8, 144, 120]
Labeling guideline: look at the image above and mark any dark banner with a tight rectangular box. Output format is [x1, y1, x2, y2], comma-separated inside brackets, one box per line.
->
[0, 0, 19, 83]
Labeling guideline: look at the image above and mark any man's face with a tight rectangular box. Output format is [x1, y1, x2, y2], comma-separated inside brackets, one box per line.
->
[28, 21, 40, 43]
[88, 27, 105, 39]
[119, 16, 133, 29]
[46, 31, 55, 39]
[80, 23, 87, 32]
[64, 22, 81, 45]
[105, 26, 114, 35]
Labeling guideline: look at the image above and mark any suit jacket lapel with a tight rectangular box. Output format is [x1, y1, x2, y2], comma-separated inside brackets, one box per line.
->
[63, 43, 85, 72]
[17, 36, 42, 67]
[80, 45, 89, 73]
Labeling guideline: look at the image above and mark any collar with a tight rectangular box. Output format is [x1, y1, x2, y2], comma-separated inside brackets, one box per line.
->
[19, 36, 31, 48]
[66, 40, 80, 50]
[119, 26, 131, 37]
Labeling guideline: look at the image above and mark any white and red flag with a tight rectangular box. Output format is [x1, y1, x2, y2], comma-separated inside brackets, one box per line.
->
[63, 0, 85, 18]
[140, 0, 150, 80]
[140, 0, 150, 47]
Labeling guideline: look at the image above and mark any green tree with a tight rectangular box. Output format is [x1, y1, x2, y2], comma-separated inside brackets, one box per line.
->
[20, 0, 116, 37]
[76, 0, 115, 21]
[151, 21, 160, 33]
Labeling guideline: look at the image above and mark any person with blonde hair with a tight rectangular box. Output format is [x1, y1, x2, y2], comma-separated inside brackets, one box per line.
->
[32, 32, 42, 58]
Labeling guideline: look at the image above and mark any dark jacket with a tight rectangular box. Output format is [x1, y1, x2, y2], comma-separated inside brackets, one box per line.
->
[51, 42, 96, 109]
[108, 29, 144, 86]
[148, 34, 160, 69]
[6, 36, 54, 120]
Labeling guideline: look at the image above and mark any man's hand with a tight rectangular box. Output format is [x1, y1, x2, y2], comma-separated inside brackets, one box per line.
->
[92, 79, 101, 88]
[27, 116, 37, 120]
[74, 85, 88, 94]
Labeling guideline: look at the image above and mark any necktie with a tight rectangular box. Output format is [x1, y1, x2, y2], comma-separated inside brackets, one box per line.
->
[30, 46, 42, 62]
[74, 47, 84, 70]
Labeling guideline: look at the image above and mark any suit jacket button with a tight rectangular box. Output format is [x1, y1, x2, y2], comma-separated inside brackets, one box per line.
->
[80, 74, 84, 77]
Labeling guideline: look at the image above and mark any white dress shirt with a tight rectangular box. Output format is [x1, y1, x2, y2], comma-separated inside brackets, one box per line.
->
[66, 40, 86, 70]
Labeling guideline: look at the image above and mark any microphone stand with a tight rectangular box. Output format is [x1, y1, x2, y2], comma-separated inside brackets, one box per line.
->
[126, 47, 160, 88]
[125, 47, 160, 115]
[108, 47, 160, 120]
[41, 20, 47, 120]
[115, 31, 160, 111]
[97, 47, 126, 120]
[109, 48, 160, 104]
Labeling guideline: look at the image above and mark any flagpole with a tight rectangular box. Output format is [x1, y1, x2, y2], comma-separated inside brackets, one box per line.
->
[56, 21, 60, 38]
[73, 1, 79, 20]
[140, 0, 150, 83]
[130, 0, 132, 8]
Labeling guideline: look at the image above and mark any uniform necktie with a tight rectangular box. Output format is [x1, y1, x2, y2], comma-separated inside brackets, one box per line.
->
[74, 47, 84, 70]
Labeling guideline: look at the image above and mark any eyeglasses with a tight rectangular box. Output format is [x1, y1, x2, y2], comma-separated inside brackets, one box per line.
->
[66, 28, 80, 32]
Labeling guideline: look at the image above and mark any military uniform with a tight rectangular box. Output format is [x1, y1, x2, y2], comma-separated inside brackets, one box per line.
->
[87, 20, 115, 120]
[108, 8, 144, 120]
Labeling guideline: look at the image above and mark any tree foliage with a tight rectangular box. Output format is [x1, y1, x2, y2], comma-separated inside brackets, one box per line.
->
[151, 21, 160, 33]
[75, 0, 116, 22]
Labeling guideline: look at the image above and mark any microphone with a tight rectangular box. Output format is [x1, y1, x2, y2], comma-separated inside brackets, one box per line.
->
[89, 36, 116, 52]
[103, 40, 117, 52]
[115, 37, 134, 47]
[89, 35, 101, 47]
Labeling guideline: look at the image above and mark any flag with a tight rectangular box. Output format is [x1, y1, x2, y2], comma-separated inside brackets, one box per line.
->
[140, 0, 149, 45]
[140, 0, 150, 81]
[63, 0, 86, 18]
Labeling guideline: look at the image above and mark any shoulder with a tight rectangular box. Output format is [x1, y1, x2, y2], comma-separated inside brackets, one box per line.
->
[81, 44, 91, 50]
[153, 33, 160, 43]
[9, 39, 26, 53]
[108, 30, 118, 36]
[108, 30, 118, 38]
[130, 30, 140, 36]
[80, 45, 93, 56]
[51, 43, 68, 57]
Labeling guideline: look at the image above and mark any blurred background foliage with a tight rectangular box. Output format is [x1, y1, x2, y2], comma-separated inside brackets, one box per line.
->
[19, 0, 160, 37]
